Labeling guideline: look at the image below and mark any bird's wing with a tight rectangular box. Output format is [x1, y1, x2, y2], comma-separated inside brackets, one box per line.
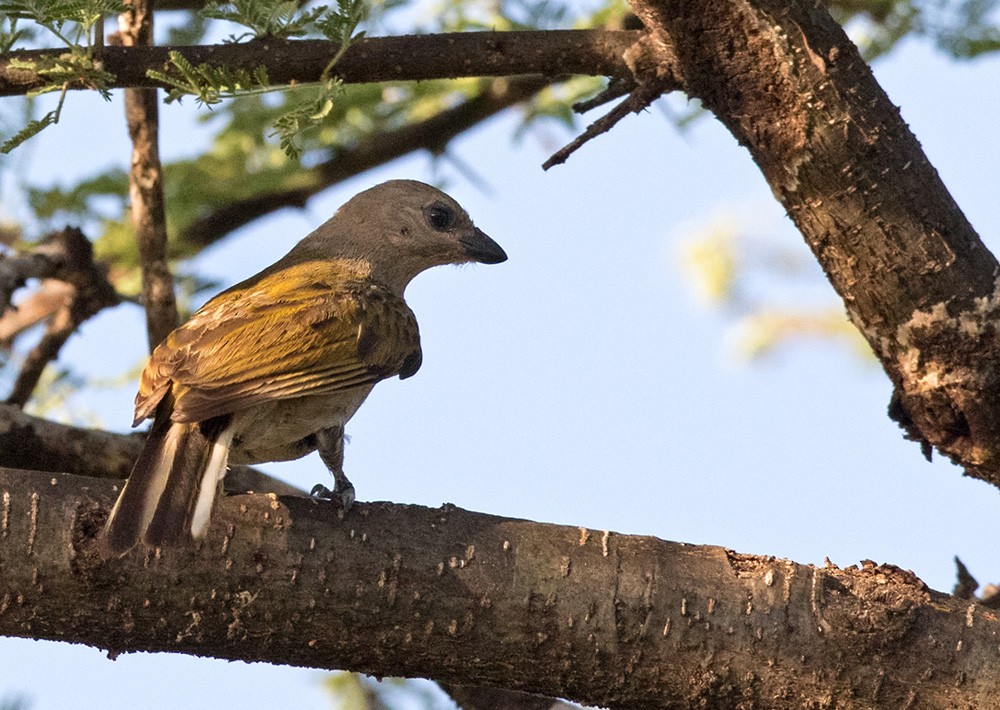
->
[134, 263, 421, 424]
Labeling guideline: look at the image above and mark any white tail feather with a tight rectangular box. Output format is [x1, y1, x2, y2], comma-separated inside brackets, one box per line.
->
[190, 428, 234, 538]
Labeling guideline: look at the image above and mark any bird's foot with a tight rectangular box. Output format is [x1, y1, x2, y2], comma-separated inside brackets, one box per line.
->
[310, 481, 356, 512]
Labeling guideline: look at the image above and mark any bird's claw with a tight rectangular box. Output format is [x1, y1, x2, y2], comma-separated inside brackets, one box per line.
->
[310, 482, 356, 512]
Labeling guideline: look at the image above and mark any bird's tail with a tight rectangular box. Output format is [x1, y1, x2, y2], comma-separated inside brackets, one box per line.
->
[100, 399, 233, 557]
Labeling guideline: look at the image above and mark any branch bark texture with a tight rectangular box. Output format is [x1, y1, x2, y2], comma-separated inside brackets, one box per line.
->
[0, 31, 639, 97]
[1, 466, 998, 709]
[627, 0, 1000, 484]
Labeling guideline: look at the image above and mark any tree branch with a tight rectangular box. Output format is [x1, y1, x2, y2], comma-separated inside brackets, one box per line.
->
[0, 228, 109, 313]
[0, 228, 121, 406]
[0, 403, 142, 479]
[542, 75, 674, 170]
[118, 0, 178, 350]
[5, 288, 79, 406]
[0, 31, 641, 97]
[1, 465, 998, 708]
[181, 76, 551, 247]
[0, 281, 74, 346]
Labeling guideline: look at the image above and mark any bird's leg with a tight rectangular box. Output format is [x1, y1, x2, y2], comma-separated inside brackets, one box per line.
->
[310, 425, 356, 511]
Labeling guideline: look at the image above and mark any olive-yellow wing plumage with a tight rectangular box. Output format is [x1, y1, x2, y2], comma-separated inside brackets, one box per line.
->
[133, 260, 421, 425]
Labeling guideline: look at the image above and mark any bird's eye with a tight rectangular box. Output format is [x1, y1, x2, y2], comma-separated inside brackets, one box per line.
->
[425, 203, 455, 232]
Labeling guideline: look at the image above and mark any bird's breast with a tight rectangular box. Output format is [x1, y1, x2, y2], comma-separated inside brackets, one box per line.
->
[227, 385, 374, 465]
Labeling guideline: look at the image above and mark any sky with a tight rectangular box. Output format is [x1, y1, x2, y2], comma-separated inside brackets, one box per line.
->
[4, 18, 1000, 710]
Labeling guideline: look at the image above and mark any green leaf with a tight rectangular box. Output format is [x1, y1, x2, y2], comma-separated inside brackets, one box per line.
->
[314, 0, 367, 42]
[269, 78, 345, 158]
[147, 51, 271, 107]
[0, 0, 126, 46]
[1, 110, 55, 153]
[200, 0, 350, 40]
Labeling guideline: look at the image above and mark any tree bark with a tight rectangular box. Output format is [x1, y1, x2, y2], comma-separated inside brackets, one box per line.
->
[1, 466, 997, 709]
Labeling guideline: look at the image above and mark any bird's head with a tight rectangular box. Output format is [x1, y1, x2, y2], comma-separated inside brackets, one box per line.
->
[292, 180, 507, 293]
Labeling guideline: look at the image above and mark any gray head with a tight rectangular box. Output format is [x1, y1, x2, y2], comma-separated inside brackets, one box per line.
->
[291, 180, 506, 293]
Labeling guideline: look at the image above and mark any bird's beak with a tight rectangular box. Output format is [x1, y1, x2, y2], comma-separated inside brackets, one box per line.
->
[459, 228, 507, 264]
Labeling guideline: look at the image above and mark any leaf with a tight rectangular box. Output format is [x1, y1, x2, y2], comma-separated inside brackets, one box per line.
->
[269, 78, 345, 158]
[0, 0, 126, 46]
[200, 0, 349, 40]
[147, 50, 271, 107]
[1, 110, 55, 153]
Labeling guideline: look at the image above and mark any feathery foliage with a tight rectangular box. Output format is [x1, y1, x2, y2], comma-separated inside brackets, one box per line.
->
[148, 52, 272, 107]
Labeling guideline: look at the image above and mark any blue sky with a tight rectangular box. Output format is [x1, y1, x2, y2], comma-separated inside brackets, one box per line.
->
[4, 28, 1000, 710]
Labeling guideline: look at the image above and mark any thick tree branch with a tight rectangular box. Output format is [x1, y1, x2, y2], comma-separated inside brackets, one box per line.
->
[1, 466, 998, 708]
[183, 76, 551, 247]
[0, 31, 641, 97]
[624, 0, 1000, 486]
[118, 0, 178, 350]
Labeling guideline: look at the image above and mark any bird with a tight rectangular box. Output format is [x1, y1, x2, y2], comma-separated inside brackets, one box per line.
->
[100, 179, 507, 556]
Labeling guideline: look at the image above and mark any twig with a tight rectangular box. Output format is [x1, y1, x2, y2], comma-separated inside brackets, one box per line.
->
[119, 0, 177, 350]
[440, 150, 495, 197]
[542, 78, 672, 170]
[182, 76, 549, 247]
[571, 76, 635, 114]
[953, 556, 978, 599]
[542, 93, 634, 169]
